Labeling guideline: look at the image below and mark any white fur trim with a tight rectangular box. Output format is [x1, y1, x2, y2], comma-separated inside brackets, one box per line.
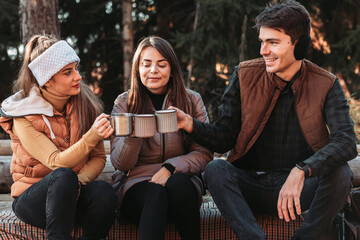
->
[28, 40, 80, 87]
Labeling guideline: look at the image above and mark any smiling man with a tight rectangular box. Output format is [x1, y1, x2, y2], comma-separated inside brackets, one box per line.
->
[172, 0, 358, 239]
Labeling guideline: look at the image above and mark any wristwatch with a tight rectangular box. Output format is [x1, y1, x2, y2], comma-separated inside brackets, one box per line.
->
[295, 161, 311, 178]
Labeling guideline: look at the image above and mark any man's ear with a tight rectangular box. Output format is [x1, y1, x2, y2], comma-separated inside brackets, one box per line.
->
[294, 35, 311, 60]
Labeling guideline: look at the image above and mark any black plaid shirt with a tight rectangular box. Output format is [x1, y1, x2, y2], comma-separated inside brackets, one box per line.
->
[236, 70, 313, 171]
[191, 66, 358, 177]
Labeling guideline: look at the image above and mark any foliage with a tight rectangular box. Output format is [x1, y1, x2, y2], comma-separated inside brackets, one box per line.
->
[173, 0, 267, 120]
[350, 99, 360, 143]
[0, 0, 20, 100]
[305, 0, 360, 97]
[0, 0, 359, 125]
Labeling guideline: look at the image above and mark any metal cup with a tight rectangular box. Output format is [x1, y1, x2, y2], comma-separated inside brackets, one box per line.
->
[134, 114, 156, 138]
[155, 109, 177, 133]
[110, 113, 133, 136]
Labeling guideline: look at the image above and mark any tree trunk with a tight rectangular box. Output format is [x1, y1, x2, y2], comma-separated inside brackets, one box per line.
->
[239, 15, 248, 62]
[19, 0, 60, 43]
[122, 0, 134, 92]
[186, 2, 200, 88]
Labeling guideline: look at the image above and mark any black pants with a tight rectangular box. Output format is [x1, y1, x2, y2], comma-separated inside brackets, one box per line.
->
[204, 159, 353, 240]
[121, 173, 201, 240]
[12, 167, 117, 240]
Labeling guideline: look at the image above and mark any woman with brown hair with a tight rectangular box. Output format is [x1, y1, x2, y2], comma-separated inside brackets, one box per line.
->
[0, 34, 116, 240]
[110, 36, 213, 240]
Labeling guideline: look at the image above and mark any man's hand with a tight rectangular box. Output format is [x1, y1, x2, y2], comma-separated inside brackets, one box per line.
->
[150, 167, 171, 186]
[168, 106, 194, 133]
[277, 167, 305, 222]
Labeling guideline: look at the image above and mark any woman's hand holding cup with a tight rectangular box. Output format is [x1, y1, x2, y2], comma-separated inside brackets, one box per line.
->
[92, 113, 114, 138]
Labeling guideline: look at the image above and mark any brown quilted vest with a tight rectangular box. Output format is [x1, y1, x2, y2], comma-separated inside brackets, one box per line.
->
[227, 58, 336, 162]
[0, 101, 88, 197]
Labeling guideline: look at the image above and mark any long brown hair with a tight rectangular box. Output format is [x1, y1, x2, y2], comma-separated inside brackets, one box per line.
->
[128, 36, 192, 114]
[13, 34, 102, 140]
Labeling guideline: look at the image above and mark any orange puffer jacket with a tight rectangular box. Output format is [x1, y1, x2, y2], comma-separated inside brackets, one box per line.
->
[0, 98, 87, 197]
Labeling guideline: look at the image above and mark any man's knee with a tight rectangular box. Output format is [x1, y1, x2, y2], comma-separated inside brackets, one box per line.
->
[318, 163, 353, 199]
[204, 159, 235, 187]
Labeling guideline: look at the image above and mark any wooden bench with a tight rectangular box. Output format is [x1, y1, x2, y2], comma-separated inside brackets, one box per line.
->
[0, 140, 358, 239]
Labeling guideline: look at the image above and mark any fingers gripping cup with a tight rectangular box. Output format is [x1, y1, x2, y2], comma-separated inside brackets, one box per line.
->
[155, 109, 177, 133]
[134, 114, 156, 138]
[110, 113, 133, 136]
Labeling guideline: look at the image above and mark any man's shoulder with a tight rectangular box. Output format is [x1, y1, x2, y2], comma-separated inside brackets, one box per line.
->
[303, 59, 336, 82]
[239, 58, 265, 69]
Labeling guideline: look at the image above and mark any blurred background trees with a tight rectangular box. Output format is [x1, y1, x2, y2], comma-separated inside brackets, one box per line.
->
[0, 0, 359, 139]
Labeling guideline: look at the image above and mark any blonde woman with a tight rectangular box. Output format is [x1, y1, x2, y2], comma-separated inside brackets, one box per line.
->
[0, 34, 116, 240]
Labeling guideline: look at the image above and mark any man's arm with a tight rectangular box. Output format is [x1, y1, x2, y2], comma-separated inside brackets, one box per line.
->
[172, 67, 242, 153]
[303, 78, 358, 177]
[277, 78, 357, 222]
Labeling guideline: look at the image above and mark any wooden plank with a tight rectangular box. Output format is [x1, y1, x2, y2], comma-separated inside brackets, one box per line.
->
[0, 140, 354, 156]
[0, 140, 111, 155]
[0, 140, 11, 156]
[0, 156, 13, 192]
[0, 194, 13, 211]
[0, 155, 114, 193]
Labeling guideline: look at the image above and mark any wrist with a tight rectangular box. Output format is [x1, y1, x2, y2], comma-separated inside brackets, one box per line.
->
[295, 162, 311, 178]
[185, 114, 194, 133]
[162, 164, 175, 175]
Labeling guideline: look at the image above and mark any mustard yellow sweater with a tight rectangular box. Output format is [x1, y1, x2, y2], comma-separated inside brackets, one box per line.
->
[12, 88, 106, 184]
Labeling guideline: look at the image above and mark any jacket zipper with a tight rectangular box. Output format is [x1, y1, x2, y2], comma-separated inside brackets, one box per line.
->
[160, 93, 169, 163]
[242, 87, 277, 155]
[65, 115, 70, 143]
[162, 133, 165, 162]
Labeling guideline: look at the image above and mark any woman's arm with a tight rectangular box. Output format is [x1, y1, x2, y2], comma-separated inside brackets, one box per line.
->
[13, 117, 104, 170]
[77, 140, 106, 184]
[110, 94, 143, 171]
[151, 92, 213, 186]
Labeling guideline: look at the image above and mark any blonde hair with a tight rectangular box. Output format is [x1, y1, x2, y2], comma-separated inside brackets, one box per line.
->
[13, 34, 103, 140]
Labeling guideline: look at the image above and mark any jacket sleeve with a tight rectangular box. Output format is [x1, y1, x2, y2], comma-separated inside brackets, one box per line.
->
[13, 117, 103, 170]
[77, 140, 106, 184]
[164, 92, 213, 174]
[190, 66, 242, 153]
[110, 94, 143, 171]
[303, 79, 358, 177]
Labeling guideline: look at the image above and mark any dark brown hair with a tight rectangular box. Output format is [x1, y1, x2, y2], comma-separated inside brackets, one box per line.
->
[13, 34, 102, 140]
[254, 0, 310, 43]
[128, 36, 192, 115]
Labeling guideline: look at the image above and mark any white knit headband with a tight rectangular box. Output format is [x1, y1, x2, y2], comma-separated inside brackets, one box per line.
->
[28, 40, 80, 86]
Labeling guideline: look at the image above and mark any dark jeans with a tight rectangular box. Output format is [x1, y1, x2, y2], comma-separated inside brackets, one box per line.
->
[121, 173, 200, 240]
[204, 159, 352, 240]
[12, 167, 117, 240]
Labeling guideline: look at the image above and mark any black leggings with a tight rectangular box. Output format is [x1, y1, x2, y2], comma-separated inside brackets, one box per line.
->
[121, 173, 200, 240]
[12, 167, 117, 240]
